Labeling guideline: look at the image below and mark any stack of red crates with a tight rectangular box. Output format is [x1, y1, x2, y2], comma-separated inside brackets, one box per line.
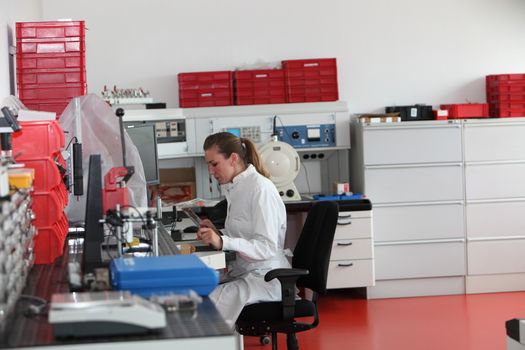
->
[282, 58, 339, 103]
[234, 69, 286, 105]
[178, 71, 233, 108]
[16, 20, 87, 116]
[486, 74, 525, 117]
[12, 120, 69, 264]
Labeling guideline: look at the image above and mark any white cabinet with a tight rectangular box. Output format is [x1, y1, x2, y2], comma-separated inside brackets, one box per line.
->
[326, 210, 374, 289]
[463, 118, 525, 294]
[352, 117, 525, 297]
[351, 120, 466, 299]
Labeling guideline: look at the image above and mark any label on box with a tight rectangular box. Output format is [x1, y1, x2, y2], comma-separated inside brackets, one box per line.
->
[410, 108, 418, 118]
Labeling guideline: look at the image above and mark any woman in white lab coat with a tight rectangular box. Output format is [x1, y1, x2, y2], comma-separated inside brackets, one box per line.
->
[197, 132, 290, 329]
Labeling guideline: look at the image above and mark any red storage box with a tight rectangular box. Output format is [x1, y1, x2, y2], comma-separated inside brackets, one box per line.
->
[16, 20, 85, 40]
[16, 157, 64, 191]
[17, 52, 85, 70]
[486, 73, 525, 84]
[32, 190, 66, 227]
[13, 120, 65, 158]
[23, 99, 70, 115]
[178, 71, 233, 108]
[33, 214, 68, 265]
[440, 104, 489, 119]
[18, 82, 87, 100]
[282, 58, 339, 103]
[234, 69, 286, 105]
[17, 39, 84, 54]
[17, 67, 86, 85]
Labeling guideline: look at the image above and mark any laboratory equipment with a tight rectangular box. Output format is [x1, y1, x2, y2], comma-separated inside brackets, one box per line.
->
[48, 291, 166, 338]
[110, 254, 219, 297]
[258, 137, 301, 201]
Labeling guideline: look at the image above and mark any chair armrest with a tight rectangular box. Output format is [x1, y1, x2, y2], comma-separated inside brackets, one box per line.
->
[264, 268, 309, 282]
[264, 268, 309, 321]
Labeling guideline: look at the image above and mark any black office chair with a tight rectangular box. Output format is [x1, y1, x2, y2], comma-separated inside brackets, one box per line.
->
[236, 201, 339, 350]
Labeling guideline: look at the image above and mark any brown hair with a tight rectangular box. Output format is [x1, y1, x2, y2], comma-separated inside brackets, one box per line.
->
[203, 132, 270, 178]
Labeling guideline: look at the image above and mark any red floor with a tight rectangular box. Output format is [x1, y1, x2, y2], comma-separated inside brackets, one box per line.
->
[244, 290, 525, 350]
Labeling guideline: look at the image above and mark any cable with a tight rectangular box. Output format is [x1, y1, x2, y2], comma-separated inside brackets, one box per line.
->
[64, 136, 79, 151]
[300, 162, 312, 195]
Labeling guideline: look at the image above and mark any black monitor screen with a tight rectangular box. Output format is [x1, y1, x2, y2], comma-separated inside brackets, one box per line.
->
[125, 123, 160, 185]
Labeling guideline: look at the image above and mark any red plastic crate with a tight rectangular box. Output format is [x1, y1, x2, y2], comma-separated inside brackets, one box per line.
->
[16, 158, 63, 191]
[17, 67, 86, 85]
[13, 120, 65, 157]
[234, 69, 286, 105]
[32, 190, 66, 227]
[440, 104, 489, 118]
[17, 39, 84, 54]
[17, 52, 85, 70]
[486, 74, 525, 83]
[16, 20, 85, 40]
[282, 58, 339, 103]
[23, 100, 69, 115]
[178, 71, 233, 108]
[18, 82, 87, 100]
[33, 214, 68, 265]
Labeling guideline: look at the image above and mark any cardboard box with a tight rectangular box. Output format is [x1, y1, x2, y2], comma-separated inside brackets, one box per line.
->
[358, 113, 401, 124]
[158, 168, 196, 205]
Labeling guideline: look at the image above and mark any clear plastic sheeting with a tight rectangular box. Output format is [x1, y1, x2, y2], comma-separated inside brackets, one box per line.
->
[59, 93, 147, 223]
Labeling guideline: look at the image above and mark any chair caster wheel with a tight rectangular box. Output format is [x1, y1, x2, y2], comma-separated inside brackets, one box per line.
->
[260, 335, 271, 345]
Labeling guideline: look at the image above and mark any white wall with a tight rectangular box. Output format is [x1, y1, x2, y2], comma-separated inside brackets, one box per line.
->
[39, 0, 525, 113]
[0, 0, 42, 99]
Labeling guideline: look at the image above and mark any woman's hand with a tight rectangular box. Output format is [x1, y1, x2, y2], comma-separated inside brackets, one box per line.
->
[196, 226, 223, 250]
[199, 218, 217, 230]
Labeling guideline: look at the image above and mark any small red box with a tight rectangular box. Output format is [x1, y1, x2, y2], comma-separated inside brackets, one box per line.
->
[282, 58, 339, 103]
[440, 103, 489, 119]
[178, 71, 233, 108]
[234, 69, 286, 105]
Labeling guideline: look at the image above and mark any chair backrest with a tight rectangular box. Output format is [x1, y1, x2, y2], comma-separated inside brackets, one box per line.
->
[292, 201, 339, 294]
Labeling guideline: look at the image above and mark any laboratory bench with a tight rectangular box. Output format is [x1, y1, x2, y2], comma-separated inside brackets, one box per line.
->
[0, 229, 239, 350]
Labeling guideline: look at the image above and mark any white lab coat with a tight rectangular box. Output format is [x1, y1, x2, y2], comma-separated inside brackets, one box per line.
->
[209, 164, 290, 328]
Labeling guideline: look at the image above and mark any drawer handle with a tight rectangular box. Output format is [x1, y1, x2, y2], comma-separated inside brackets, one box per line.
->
[337, 221, 352, 226]
[337, 242, 353, 246]
[338, 263, 354, 267]
[339, 214, 352, 219]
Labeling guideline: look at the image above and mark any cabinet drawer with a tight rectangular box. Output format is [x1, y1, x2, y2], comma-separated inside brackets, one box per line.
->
[365, 164, 463, 203]
[374, 202, 464, 242]
[464, 122, 525, 162]
[335, 217, 372, 239]
[363, 124, 462, 165]
[468, 238, 525, 275]
[327, 259, 374, 289]
[466, 200, 525, 238]
[465, 163, 525, 199]
[330, 238, 372, 260]
[374, 240, 466, 280]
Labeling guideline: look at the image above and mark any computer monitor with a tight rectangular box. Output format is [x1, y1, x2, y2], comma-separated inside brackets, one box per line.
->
[125, 123, 160, 185]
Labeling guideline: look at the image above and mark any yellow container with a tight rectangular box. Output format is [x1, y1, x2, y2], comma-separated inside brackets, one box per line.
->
[8, 168, 35, 189]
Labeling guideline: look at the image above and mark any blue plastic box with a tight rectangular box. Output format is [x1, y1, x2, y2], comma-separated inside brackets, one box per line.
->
[110, 254, 219, 297]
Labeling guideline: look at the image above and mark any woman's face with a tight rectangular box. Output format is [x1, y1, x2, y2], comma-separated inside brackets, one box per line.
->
[205, 145, 237, 184]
